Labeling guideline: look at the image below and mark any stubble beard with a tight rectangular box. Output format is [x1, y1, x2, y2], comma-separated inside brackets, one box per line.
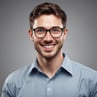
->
[35, 42, 63, 61]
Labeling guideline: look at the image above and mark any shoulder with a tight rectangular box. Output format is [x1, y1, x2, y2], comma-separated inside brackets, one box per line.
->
[2, 64, 32, 97]
[4, 64, 32, 88]
[71, 60, 97, 92]
[71, 61, 97, 96]
[64, 54, 97, 79]
[71, 60, 97, 79]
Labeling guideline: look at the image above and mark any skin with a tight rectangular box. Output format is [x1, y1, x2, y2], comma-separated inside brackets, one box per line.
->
[28, 15, 68, 78]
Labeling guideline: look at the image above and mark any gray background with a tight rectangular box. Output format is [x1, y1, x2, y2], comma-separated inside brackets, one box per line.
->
[0, 0, 97, 95]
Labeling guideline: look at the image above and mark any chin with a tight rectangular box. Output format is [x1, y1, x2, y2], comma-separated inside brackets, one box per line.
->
[40, 51, 58, 59]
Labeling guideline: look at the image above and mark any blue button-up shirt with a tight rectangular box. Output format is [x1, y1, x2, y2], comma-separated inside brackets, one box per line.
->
[1, 54, 97, 97]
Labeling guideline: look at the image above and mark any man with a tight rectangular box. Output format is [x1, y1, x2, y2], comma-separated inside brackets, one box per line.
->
[1, 2, 97, 97]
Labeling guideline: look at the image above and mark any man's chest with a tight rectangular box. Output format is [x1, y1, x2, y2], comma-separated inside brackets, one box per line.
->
[17, 74, 89, 97]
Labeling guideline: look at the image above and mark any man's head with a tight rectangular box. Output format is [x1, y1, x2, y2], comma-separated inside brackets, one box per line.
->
[29, 2, 67, 29]
[28, 2, 68, 59]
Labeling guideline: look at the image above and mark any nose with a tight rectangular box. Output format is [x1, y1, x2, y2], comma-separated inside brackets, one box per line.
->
[43, 31, 53, 41]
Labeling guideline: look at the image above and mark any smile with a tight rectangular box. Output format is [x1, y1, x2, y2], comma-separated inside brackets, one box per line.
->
[43, 45, 54, 49]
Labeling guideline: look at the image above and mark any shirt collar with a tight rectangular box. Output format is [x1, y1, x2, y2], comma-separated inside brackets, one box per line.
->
[61, 54, 73, 76]
[28, 53, 74, 76]
[28, 59, 38, 74]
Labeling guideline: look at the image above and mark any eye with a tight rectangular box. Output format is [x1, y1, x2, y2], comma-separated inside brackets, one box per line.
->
[36, 29, 44, 32]
[34, 28, 45, 34]
[51, 27, 61, 33]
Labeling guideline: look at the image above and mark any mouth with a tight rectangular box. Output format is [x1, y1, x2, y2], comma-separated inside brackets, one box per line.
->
[41, 44, 56, 51]
[43, 45, 54, 48]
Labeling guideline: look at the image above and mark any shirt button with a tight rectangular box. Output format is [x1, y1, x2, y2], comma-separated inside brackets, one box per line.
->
[47, 88, 52, 92]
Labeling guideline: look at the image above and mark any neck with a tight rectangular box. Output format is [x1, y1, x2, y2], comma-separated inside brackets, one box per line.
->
[37, 51, 64, 78]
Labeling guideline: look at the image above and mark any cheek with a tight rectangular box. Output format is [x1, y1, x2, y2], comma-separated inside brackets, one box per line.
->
[59, 35, 65, 42]
[58, 37, 65, 47]
[33, 41, 39, 51]
[32, 35, 39, 42]
[33, 39, 41, 48]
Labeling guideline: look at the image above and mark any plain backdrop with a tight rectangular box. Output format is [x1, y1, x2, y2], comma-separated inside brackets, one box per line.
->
[0, 0, 97, 95]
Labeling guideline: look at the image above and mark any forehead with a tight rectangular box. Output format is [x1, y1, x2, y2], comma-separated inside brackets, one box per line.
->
[33, 15, 63, 28]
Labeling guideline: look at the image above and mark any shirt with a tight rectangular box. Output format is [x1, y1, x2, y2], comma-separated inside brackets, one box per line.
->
[1, 54, 97, 97]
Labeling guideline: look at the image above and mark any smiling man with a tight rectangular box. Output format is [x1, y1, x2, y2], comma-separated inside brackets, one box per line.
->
[1, 2, 97, 97]
[28, 14, 68, 78]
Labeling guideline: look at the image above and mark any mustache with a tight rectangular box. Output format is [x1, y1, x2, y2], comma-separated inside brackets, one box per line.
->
[40, 41, 57, 46]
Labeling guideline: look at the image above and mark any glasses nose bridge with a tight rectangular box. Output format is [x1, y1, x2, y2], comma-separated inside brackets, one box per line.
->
[46, 29, 51, 33]
[44, 29, 53, 39]
[45, 29, 52, 36]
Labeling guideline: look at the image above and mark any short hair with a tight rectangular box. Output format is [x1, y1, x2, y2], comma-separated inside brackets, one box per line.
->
[29, 2, 67, 29]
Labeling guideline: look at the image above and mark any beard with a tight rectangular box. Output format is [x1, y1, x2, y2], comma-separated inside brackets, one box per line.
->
[34, 40, 64, 60]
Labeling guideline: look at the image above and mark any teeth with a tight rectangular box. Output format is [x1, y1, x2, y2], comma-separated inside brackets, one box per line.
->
[44, 45, 54, 48]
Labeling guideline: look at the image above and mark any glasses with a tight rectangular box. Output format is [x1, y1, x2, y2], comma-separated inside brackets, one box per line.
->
[33, 26, 65, 38]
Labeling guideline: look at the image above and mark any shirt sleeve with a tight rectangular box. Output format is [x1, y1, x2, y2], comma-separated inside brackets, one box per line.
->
[1, 76, 16, 97]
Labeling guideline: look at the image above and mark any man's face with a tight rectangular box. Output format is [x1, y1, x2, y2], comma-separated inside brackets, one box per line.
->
[29, 15, 68, 59]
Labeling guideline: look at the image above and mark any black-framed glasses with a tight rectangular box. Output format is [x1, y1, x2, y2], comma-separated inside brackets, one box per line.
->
[32, 26, 65, 38]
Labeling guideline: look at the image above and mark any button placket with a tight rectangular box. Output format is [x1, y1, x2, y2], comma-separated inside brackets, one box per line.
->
[46, 79, 54, 97]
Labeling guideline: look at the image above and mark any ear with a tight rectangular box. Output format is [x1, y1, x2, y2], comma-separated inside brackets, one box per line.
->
[63, 28, 68, 40]
[28, 29, 34, 41]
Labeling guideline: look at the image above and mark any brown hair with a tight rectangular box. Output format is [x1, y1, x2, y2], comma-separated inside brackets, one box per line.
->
[29, 2, 67, 29]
